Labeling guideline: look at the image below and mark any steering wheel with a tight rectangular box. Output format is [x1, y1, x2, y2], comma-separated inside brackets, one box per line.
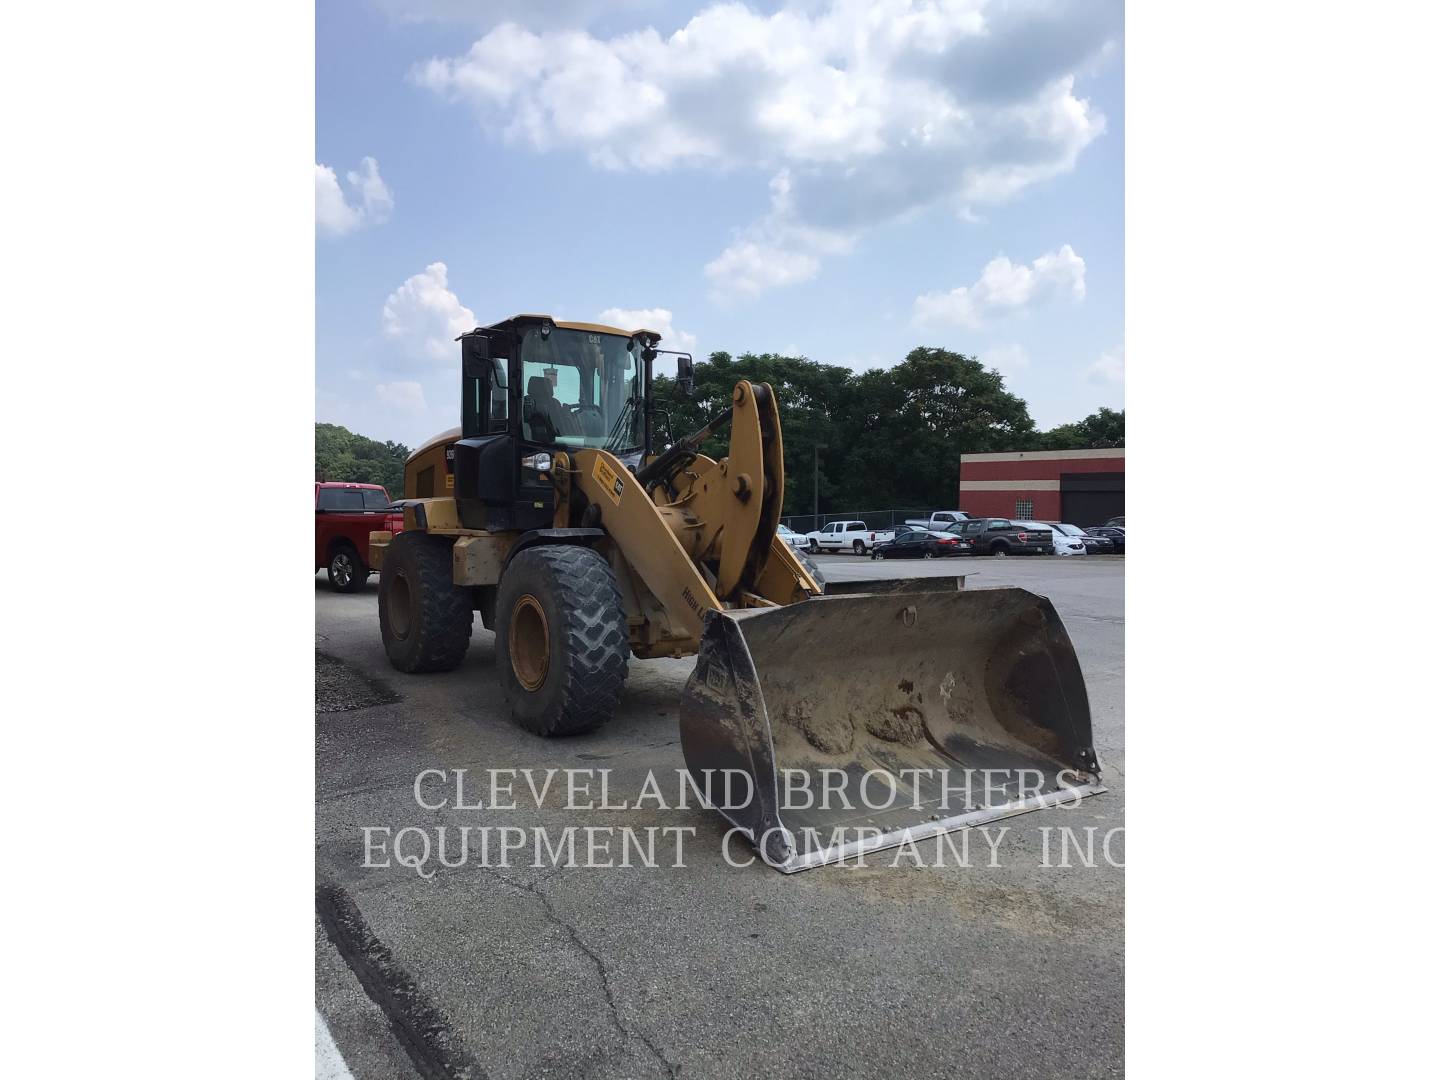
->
[570, 403, 606, 436]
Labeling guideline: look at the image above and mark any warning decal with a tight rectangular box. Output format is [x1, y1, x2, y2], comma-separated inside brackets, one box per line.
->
[592, 456, 625, 507]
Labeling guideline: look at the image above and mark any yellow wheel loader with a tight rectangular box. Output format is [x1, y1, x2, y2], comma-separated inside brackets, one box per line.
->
[369, 314, 1103, 872]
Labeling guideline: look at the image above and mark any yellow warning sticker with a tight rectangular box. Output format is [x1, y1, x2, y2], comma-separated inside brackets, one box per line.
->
[444, 473, 454, 490]
[592, 456, 625, 507]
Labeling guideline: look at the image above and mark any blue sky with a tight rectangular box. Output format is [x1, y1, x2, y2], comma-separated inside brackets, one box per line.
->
[317, 0, 1124, 447]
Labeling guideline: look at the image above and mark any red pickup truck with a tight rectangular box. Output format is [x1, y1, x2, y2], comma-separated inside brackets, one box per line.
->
[315, 482, 404, 591]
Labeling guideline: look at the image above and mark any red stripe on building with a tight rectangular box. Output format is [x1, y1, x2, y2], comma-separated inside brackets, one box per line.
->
[958, 449, 1124, 526]
[962, 455, 1124, 481]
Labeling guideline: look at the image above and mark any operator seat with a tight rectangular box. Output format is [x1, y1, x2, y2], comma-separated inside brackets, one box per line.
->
[527, 376, 578, 440]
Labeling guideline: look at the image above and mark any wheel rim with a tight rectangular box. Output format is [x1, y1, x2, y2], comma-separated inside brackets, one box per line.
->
[923, 551, 933, 559]
[387, 570, 412, 636]
[332, 552, 353, 586]
[509, 594, 550, 691]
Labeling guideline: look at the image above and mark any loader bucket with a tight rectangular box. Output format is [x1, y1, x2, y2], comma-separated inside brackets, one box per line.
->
[680, 588, 1104, 873]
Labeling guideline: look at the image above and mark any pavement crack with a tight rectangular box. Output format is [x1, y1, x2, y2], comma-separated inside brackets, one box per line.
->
[492, 873, 678, 1079]
[317, 880, 489, 1080]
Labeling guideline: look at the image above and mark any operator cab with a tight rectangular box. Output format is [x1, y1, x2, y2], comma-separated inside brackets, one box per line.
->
[445, 314, 689, 532]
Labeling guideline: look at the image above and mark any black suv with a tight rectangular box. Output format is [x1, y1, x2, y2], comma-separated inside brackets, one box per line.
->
[948, 518, 1053, 556]
[1087, 526, 1125, 554]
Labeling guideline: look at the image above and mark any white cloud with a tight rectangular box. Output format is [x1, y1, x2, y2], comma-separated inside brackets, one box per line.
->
[704, 241, 821, 298]
[374, 380, 428, 413]
[315, 157, 394, 236]
[982, 343, 1031, 377]
[415, 1, 1118, 293]
[597, 307, 697, 351]
[1087, 345, 1124, 384]
[913, 244, 1086, 328]
[704, 168, 855, 299]
[372, 0, 652, 29]
[381, 262, 477, 363]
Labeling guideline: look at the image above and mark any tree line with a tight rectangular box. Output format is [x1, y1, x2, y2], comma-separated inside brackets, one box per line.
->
[315, 346, 1123, 514]
[315, 421, 409, 499]
[652, 347, 1123, 513]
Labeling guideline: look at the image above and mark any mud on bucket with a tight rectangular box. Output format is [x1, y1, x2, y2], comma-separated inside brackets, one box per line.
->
[679, 588, 1104, 873]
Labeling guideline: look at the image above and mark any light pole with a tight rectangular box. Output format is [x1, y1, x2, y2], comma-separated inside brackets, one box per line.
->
[813, 443, 827, 532]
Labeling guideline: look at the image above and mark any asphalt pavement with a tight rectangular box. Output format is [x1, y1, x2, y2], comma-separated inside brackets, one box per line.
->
[316, 551, 1125, 1079]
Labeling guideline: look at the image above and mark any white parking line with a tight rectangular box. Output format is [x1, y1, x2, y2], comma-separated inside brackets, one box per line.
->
[315, 1010, 356, 1080]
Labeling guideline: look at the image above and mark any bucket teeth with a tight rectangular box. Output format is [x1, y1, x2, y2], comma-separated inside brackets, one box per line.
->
[679, 588, 1103, 872]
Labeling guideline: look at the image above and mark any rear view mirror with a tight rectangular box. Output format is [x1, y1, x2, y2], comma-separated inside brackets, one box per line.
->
[675, 354, 695, 397]
[461, 332, 491, 380]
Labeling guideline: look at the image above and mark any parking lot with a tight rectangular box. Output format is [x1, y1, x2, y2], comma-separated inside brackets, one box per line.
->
[316, 552, 1125, 1079]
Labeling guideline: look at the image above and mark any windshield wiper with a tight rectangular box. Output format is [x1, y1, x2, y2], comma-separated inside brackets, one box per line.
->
[603, 396, 636, 452]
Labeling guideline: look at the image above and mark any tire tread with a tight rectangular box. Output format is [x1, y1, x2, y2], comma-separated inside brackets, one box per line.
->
[501, 545, 628, 736]
[380, 533, 473, 673]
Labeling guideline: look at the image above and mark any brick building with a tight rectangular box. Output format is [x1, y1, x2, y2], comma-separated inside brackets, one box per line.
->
[958, 448, 1125, 526]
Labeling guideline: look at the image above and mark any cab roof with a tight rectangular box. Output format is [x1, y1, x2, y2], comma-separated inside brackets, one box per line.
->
[491, 314, 661, 343]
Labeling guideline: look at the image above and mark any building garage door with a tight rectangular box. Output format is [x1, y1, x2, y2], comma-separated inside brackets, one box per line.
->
[1060, 471, 1124, 526]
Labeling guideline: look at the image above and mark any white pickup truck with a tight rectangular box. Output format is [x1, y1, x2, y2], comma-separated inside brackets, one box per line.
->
[903, 510, 971, 531]
[802, 520, 875, 555]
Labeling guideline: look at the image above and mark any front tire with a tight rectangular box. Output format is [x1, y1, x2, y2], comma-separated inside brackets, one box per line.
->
[497, 545, 629, 737]
[379, 532, 473, 672]
[328, 544, 367, 593]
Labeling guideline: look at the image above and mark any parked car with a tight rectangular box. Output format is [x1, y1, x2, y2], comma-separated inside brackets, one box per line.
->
[315, 481, 404, 591]
[1103, 516, 1125, 528]
[947, 517, 1053, 556]
[903, 510, 971, 531]
[866, 522, 909, 547]
[776, 523, 807, 549]
[1048, 522, 1114, 554]
[1015, 519, 1084, 556]
[871, 528, 966, 559]
[804, 519, 875, 555]
[865, 523, 951, 549]
[1087, 525, 1125, 554]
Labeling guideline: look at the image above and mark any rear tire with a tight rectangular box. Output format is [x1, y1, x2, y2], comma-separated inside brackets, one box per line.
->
[328, 543, 367, 593]
[379, 532, 473, 672]
[990, 541, 1009, 557]
[808, 538, 819, 554]
[497, 545, 629, 737]
[923, 549, 934, 559]
[852, 540, 865, 555]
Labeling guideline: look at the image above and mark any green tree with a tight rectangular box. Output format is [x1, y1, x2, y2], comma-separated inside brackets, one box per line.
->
[655, 346, 1038, 516]
[837, 347, 1037, 509]
[315, 422, 410, 498]
[1035, 407, 1125, 450]
[655, 350, 858, 518]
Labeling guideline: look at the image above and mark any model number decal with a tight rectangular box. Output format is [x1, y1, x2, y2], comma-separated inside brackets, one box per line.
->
[592, 456, 625, 507]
